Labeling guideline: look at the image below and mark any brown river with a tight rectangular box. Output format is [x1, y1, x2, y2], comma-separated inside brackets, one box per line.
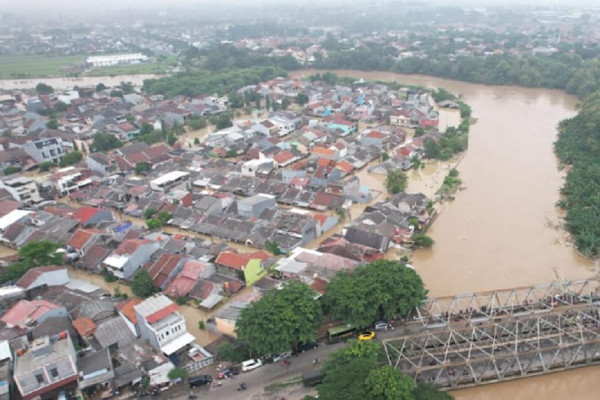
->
[293, 70, 598, 400]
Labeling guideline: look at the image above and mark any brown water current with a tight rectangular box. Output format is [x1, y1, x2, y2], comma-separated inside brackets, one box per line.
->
[293, 70, 596, 400]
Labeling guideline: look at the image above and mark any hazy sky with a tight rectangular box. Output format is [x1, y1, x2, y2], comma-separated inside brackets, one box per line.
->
[1, 0, 596, 16]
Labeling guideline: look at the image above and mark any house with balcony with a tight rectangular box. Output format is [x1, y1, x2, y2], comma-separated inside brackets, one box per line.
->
[50, 167, 93, 196]
[103, 239, 160, 280]
[0, 176, 41, 205]
[134, 294, 195, 356]
[13, 333, 78, 400]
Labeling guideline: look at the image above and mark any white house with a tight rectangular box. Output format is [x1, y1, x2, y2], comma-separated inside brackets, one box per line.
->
[134, 294, 195, 356]
[103, 239, 159, 280]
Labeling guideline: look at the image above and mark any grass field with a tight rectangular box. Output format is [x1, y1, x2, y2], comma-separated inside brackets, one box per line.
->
[0, 55, 85, 78]
[0, 54, 175, 79]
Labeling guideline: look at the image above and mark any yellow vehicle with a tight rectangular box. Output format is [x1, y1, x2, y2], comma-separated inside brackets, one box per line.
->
[357, 331, 376, 341]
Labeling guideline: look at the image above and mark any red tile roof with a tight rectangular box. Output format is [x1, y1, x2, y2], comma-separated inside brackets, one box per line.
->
[116, 298, 142, 325]
[365, 130, 388, 139]
[73, 206, 100, 224]
[312, 146, 335, 156]
[148, 253, 184, 288]
[0, 200, 21, 217]
[335, 160, 355, 173]
[313, 213, 329, 225]
[73, 316, 96, 336]
[16, 265, 65, 289]
[146, 303, 179, 324]
[115, 238, 153, 255]
[215, 252, 251, 270]
[0, 299, 62, 327]
[311, 277, 328, 295]
[67, 229, 98, 250]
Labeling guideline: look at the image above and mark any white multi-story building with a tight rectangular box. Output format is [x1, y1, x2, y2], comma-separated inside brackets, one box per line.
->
[0, 176, 41, 205]
[134, 294, 195, 356]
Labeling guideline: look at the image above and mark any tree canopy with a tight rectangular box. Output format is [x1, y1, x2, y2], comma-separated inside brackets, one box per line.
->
[1, 241, 64, 283]
[36, 82, 54, 94]
[91, 132, 123, 152]
[131, 269, 155, 297]
[143, 66, 287, 98]
[366, 366, 416, 400]
[59, 151, 82, 167]
[385, 169, 408, 194]
[324, 260, 427, 328]
[319, 341, 452, 400]
[235, 280, 323, 355]
[555, 90, 600, 256]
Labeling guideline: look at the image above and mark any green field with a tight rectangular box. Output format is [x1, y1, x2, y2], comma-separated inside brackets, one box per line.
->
[0, 54, 176, 79]
[0, 55, 85, 79]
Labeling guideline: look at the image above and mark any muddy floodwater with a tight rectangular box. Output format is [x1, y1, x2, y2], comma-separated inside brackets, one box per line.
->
[0, 74, 162, 90]
[293, 70, 595, 400]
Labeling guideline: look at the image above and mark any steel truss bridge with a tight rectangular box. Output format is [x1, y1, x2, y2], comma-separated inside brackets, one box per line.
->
[384, 280, 600, 389]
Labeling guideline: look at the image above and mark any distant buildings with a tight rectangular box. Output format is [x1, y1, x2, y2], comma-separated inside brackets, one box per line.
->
[86, 53, 149, 67]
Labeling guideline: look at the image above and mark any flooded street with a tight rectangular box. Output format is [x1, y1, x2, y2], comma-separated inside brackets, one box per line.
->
[293, 70, 595, 400]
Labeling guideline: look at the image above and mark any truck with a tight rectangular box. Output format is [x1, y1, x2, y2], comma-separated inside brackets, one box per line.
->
[302, 370, 324, 387]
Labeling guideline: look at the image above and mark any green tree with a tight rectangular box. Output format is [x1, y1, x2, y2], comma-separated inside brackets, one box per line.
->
[3, 166, 20, 175]
[385, 169, 408, 194]
[296, 93, 309, 105]
[265, 96, 271, 111]
[19, 240, 63, 266]
[414, 382, 454, 400]
[319, 341, 382, 400]
[59, 151, 82, 167]
[96, 83, 107, 92]
[167, 367, 187, 381]
[120, 81, 135, 95]
[188, 117, 207, 130]
[131, 269, 155, 298]
[319, 357, 378, 400]
[281, 97, 291, 110]
[91, 132, 123, 152]
[424, 138, 441, 159]
[144, 208, 157, 219]
[36, 83, 54, 94]
[215, 114, 233, 130]
[412, 234, 434, 248]
[366, 366, 415, 400]
[194, 137, 200, 145]
[53, 101, 68, 112]
[264, 240, 282, 255]
[414, 127, 425, 137]
[167, 131, 176, 146]
[38, 161, 55, 172]
[236, 280, 323, 355]
[46, 119, 58, 130]
[216, 341, 250, 363]
[139, 122, 153, 136]
[324, 260, 427, 328]
[135, 162, 151, 174]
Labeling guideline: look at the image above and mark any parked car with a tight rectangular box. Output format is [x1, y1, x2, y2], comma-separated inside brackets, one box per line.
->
[272, 351, 293, 363]
[358, 331, 376, 341]
[293, 341, 319, 355]
[189, 375, 213, 388]
[216, 367, 239, 380]
[242, 359, 263, 372]
[374, 321, 390, 331]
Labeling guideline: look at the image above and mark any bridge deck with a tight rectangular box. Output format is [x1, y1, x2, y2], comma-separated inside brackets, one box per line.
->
[386, 280, 600, 389]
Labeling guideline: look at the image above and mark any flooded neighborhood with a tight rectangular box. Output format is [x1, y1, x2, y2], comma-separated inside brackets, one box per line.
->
[2, 2, 600, 400]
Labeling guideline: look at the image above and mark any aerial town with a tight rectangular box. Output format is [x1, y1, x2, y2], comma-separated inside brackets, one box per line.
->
[1, 1, 600, 400]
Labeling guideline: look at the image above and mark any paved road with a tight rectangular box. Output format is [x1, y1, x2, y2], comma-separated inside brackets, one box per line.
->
[143, 325, 421, 400]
